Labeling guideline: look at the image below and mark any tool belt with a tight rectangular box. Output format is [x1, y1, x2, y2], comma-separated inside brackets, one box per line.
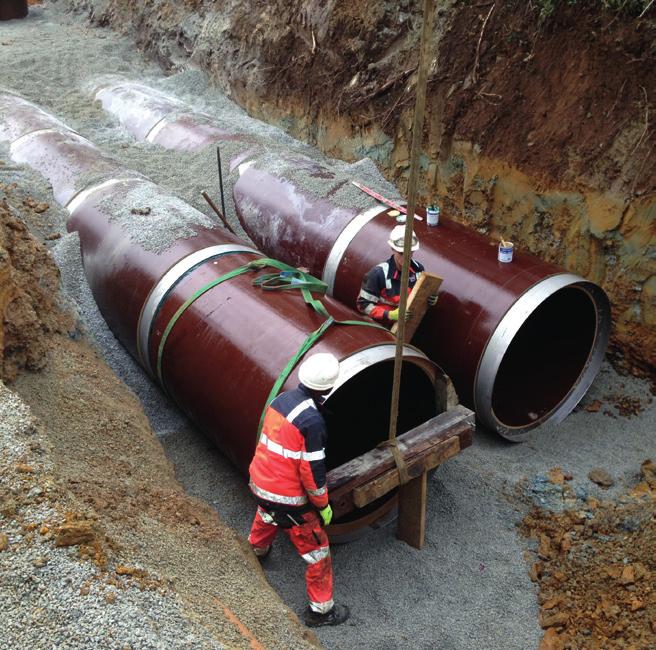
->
[257, 500, 312, 528]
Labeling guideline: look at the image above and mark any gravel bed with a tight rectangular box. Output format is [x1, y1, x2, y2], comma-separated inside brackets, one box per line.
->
[0, 383, 224, 650]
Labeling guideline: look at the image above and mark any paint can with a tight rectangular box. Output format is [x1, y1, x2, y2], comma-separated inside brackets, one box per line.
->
[426, 206, 440, 227]
[498, 240, 514, 263]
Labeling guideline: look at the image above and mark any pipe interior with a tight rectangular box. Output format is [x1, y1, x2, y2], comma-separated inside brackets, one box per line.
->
[492, 286, 597, 428]
[323, 360, 437, 471]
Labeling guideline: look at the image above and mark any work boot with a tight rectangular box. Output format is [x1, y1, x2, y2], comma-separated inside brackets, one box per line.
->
[303, 604, 349, 628]
[251, 544, 272, 564]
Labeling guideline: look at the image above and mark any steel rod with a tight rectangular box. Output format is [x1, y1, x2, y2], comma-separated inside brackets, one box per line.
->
[201, 190, 235, 234]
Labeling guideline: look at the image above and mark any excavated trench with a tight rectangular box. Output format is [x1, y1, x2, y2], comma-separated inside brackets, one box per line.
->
[53, 0, 655, 382]
[2, 4, 656, 649]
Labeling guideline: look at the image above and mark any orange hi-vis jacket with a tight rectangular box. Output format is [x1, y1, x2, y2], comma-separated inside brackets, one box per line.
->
[249, 385, 329, 512]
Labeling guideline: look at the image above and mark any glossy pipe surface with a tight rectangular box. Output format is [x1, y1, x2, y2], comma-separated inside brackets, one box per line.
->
[0, 0, 27, 21]
[93, 80, 249, 151]
[232, 159, 611, 439]
[0, 92, 442, 505]
[88, 81, 611, 440]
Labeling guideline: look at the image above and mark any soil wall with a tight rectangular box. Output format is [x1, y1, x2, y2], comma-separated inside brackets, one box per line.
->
[54, 0, 656, 378]
[0, 197, 72, 382]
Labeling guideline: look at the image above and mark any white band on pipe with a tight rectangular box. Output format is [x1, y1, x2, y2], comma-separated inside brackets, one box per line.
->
[136, 243, 262, 377]
[321, 206, 383, 296]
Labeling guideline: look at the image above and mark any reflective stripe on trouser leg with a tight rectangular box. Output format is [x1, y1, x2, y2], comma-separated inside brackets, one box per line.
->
[286, 512, 334, 613]
[248, 507, 279, 553]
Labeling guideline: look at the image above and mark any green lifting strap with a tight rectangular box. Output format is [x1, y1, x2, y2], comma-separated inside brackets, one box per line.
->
[255, 315, 385, 441]
[252, 266, 330, 318]
[155, 255, 388, 445]
[156, 257, 320, 383]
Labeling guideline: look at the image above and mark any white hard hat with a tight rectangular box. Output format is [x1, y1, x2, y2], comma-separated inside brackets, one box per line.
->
[388, 225, 419, 253]
[298, 353, 340, 392]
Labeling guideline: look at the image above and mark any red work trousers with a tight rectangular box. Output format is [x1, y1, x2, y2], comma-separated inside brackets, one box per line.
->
[248, 507, 334, 614]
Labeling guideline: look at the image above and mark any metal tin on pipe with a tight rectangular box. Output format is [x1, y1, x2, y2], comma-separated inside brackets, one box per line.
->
[498, 241, 514, 263]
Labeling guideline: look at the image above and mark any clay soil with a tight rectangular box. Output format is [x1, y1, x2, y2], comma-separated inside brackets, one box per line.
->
[198, 0, 656, 193]
[521, 464, 656, 649]
[437, 1, 656, 194]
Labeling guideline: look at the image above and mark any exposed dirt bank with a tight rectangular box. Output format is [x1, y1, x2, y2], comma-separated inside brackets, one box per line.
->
[55, 0, 656, 380]
[0, 192, 319, 649]
[0, 196, 72, 382]
[521, 462, 656, 649]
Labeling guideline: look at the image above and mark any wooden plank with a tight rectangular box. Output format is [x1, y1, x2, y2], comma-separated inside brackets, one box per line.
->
[391, 271, 442, 341]
[397, 472, 427, 550]
[328, 405, 473, 489]
[329, 420, 472, 517]
[352, 435, 461, 508]
[328, 407, 475, 518]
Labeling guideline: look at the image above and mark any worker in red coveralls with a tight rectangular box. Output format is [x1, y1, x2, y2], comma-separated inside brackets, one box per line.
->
[356, 224, 437, 326]
[248, 352, 349, 628]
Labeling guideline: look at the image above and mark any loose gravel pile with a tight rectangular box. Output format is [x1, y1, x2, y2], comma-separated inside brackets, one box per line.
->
[0, 382, 225, 650]
[521, 462, 656, 648]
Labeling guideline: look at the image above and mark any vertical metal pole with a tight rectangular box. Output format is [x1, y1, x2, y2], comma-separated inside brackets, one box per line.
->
[388, 0, 437, 445]
[217, 146, 227, 221]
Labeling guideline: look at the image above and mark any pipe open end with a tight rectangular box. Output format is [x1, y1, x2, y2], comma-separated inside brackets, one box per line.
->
[476, 274, 611, 440]
[322, 345, 440, 540]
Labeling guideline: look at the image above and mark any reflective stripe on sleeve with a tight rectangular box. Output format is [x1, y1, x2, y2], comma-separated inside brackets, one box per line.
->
[287, 399, 316, 425]
[250, 481, 308, 506]
[306, 485, 327, 497]
[302, 449, 326, 462]
[301, 546, 331, 564]
[378, 262, 392, 290]
[259, 433, 325, 462]
[358, 289, 380, 303]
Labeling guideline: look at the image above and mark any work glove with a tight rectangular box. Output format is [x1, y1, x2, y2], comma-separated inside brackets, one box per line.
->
[388, 308, 411, 322]
[427, 294, 439, 307]
[319, 504, 333, 526]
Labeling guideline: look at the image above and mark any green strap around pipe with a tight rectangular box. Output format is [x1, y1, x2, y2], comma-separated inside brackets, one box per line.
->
[156, 257, 327, 384]
[155, 257, 386, 443]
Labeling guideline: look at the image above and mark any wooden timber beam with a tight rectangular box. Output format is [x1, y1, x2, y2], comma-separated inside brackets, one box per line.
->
[390, 272, 443, 342]
[327, 405, 474, 520]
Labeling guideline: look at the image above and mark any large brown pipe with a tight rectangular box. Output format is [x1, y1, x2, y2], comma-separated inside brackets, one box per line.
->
[0, 92, 443, 527]
[89, 81, 611, 441]
[0, 0, 27, 21]
[92, 80, 248, 152]
[232, 159, 611, 440]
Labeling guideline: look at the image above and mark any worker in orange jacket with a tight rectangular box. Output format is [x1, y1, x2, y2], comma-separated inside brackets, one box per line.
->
[356, 224, 437, 325]
[248, 352, 349, 628]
